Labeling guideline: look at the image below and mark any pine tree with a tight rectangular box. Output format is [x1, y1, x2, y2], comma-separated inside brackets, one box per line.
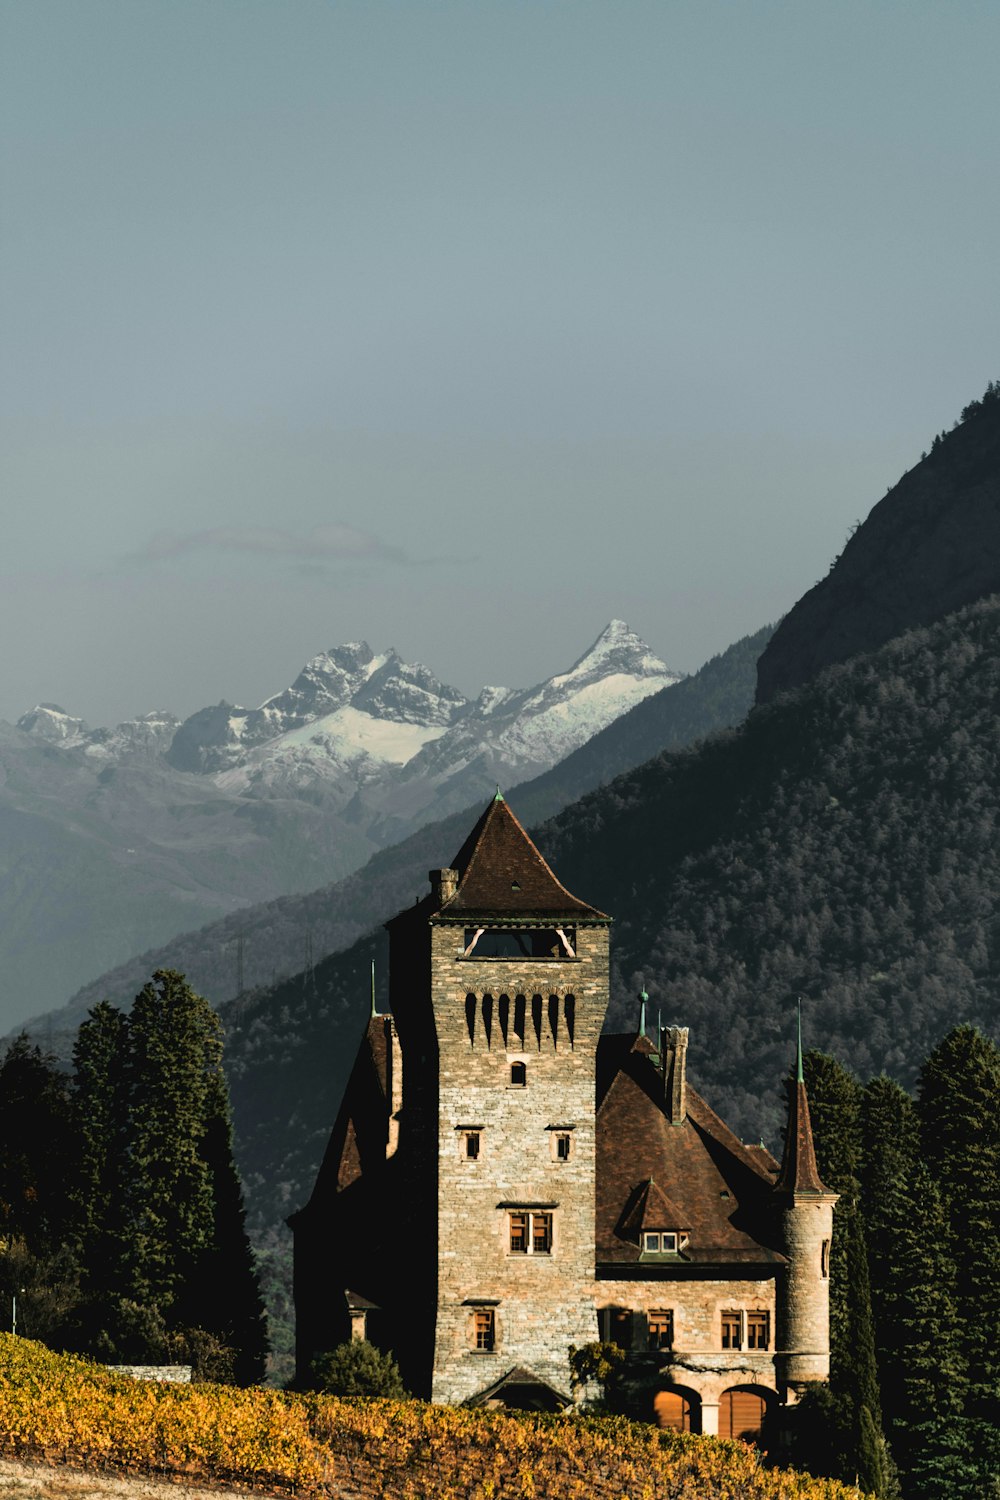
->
[0, 1036, 76, 1256]
[917, 1025, 1000, 1420]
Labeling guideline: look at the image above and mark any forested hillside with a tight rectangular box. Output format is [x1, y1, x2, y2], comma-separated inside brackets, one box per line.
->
[36, 625, 768, 1045]
[223, 597, 1000, 1237]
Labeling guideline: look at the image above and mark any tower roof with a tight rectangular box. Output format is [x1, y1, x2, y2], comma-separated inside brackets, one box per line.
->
[434, 793, 609, 921]
[774, 1075, 829, 1196]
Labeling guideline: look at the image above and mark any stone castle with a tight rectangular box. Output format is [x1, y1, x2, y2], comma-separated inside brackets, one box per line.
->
[289, 792, 835, 1440]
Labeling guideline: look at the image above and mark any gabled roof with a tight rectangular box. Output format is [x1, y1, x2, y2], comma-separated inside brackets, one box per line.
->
[616, 1177, 690, 1244]
[433, 793, 608, 921]
[596, 1033, 785, 1268]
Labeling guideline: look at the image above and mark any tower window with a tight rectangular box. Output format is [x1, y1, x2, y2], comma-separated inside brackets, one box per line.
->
[821, 1238, 831, 1278]
[473, 1308, 495, 1351]
[508, 1210, 552, 1255]
[510, 1061, 527, 1087]
[555, 1132, 572, 1160]
[463, 1131, 480, 1160]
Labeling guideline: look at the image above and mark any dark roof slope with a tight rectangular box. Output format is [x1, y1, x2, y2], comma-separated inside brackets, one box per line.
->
[436, 793, 608, 921]
[596, 1033, 784, 1267]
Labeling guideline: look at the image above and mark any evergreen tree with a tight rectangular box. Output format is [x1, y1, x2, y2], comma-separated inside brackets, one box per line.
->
[0, 1036, 76, 1257]
[861, 1076, 964, 1461]
[917, 1025, 1000, 1420]
[803, 1051, 897, 1496]
[72, 1002, 130, 1295]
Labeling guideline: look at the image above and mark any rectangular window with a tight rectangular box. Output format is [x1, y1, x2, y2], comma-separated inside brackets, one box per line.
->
[647, 1309, 674, 1350]
[473, 1309, 495, 1352]
[508, 1210, 552, 1255]
[643, 1231, 660, 1252]
[746, 1311, 770, 1350]
[465, 1131, 480, 1160]
[555, 1132, 572, 1160]
[642, 1230, 678, 1253]
[531, 1212, 552, 1253]
[821, 1239, 831, 1279]
[721, 1312, 742, 1350]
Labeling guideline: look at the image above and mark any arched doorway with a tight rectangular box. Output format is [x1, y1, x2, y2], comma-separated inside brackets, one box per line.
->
[653, 1385, 701, 1433]
[719, 1386, 770, 1444]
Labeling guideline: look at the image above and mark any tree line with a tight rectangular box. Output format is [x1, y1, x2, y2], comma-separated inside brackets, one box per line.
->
[793, 1026, 1000, 1499]
[0, 970, 266, 1383]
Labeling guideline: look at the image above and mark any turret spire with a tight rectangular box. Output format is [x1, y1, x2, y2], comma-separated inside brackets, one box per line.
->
[796, 997, 804, 1083]
[370, 959, 377, 1019]
[638, 987, 648, 1039]
[776, 1004, 828, 1195]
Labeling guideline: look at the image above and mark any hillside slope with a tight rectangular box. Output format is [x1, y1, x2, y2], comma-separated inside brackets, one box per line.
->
[757, 380, 1000, 702]
[33, 625, 767, 1043]
[220, 599, 1000, 1233]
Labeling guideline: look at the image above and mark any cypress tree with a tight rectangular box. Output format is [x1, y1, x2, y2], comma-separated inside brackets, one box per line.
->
[804, 1050, 897, 1496]
[917, 1025, 1000, 1420]
[72, 1002, 130, 1295]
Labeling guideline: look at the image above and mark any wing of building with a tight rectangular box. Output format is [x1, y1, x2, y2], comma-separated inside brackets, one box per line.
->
[289, 792, 836, 1442]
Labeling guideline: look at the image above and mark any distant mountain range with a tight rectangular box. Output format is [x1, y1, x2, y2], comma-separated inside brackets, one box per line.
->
[26, 625, 769, 1041]
[0, 622, 676, 1026]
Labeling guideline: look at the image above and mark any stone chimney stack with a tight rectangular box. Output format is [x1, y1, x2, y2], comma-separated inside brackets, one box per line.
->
[429, 868, 459, 904]
[661, 1026, 689, 1124]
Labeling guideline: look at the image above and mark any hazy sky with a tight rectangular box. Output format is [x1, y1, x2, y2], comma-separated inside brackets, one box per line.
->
[3, 1, 998, 727]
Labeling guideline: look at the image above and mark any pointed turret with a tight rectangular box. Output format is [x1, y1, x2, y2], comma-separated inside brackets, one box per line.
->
[775, 1004, 828, 1195]
[775, 1005, 838, 1398]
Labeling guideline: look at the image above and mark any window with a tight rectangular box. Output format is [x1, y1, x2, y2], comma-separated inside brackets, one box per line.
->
[508, 1210, 552, 1255]
[554, 1132, 572, 1161]
[647, 1309, 674, 1350]
[746, 1312, 769, 1351]
[510, 1061, 526, 1086]
[821, 1238, 831, 1279]
[642, 1231, 678, 1254]
[721, 1312, 742, 1350]
[462, 927, 576, 958]
[464, 1131, 480, 1160]
[473, 1309, 495, 1352]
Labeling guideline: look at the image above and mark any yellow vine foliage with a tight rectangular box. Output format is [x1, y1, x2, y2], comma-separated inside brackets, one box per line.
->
[0, 1336, 870, 1500]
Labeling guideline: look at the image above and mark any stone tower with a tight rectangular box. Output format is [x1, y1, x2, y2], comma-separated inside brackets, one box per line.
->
[386, 790, 611, 1402]
[774, 1018, 838, 1397]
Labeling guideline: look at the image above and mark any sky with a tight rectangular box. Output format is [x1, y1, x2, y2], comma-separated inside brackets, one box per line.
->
[3, 0, 999, 727]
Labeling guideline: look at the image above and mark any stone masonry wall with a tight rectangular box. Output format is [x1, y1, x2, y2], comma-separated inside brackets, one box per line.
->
[779, 1198, 835, 1390]
[597, 1275, 779, 1432]
[429, 921, 610, 1403]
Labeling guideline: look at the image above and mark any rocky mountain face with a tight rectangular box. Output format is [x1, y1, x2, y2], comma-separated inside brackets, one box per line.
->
[0, 623, 676, 1027]
[757, 381, 1000, 703]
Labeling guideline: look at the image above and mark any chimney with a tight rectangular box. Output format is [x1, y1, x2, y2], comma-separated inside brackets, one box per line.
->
[430, 868, 459, 904]
[662, 1026, 689, 1123]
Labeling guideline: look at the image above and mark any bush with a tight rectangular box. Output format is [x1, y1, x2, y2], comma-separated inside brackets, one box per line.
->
[308, 1339, 405, 1397]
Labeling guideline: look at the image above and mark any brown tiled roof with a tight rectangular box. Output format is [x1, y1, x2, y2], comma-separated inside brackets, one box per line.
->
[775, 1077, 830, 1195]
[596, 1034, 785, 1267]
[435, 794, 608, 920]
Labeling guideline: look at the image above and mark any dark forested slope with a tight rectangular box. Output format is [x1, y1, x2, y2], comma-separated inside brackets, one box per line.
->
[35, 626, 768, 1044]
[757, 380, 1000, 702]
[226, 598, 1000, 1234]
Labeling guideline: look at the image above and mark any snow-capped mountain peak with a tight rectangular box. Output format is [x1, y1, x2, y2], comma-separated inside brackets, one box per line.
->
[17, 704, 90, 743]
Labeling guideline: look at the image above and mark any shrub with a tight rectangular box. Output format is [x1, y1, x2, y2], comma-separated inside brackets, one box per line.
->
[308, 1339, 405, 1397]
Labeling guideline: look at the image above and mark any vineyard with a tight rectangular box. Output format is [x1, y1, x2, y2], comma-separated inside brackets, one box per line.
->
[0, 1337, 869, 1500]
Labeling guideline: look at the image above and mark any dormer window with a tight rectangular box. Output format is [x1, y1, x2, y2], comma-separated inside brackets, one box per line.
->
[642, 1231, 679, 1254]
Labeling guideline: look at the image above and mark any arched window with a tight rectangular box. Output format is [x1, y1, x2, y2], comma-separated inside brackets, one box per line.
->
[653, 1386, 700, 1434]
[719, 1387, 770, 1444]
[510, 1061, 526, 1087]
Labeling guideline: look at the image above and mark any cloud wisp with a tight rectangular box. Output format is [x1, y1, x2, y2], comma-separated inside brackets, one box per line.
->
[130, 523, 408, 567]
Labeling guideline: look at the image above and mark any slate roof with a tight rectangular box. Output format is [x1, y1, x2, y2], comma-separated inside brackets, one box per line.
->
[433, 793, 609, 921]
[595, 1033, 785, 1267]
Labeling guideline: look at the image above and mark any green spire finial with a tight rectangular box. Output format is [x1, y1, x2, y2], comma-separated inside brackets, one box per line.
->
[370, 959, 377, 1019]
[494, 785, 504, 802]
[796, 998, 804, 1084]
[638, 987, 648, 1038]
